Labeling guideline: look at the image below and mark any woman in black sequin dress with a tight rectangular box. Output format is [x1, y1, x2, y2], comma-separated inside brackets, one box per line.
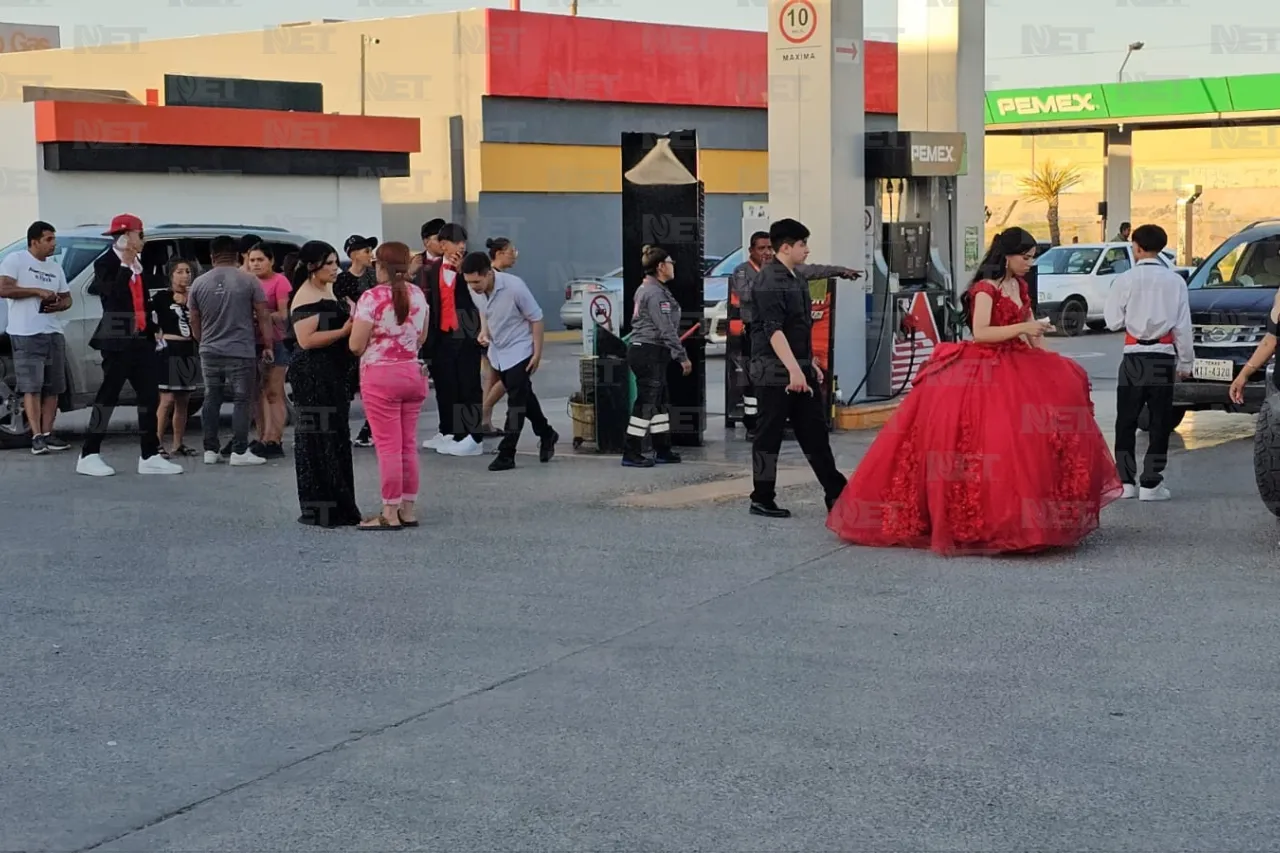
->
[288, 241, 362, 527]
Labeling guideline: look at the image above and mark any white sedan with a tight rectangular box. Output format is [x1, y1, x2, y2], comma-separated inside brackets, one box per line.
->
[1035, 242, 1185, 336]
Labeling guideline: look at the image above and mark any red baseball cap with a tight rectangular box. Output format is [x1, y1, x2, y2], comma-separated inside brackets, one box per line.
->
[103, 213, 143, 235]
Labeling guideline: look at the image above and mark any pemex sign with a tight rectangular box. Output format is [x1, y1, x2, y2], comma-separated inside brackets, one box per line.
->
[986, 85, 1108, 123]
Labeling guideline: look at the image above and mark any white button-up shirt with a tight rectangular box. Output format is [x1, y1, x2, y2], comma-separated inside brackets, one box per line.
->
[1104, 257, 1193, 373]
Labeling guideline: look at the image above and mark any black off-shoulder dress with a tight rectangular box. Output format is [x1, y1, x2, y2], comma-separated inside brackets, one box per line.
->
[288, 298, 362, 528]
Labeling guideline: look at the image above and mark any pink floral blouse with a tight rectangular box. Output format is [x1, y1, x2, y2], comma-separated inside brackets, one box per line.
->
[353, 284, 428, 367]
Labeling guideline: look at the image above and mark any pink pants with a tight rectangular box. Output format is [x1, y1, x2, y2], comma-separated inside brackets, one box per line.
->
[360, 361, 428, 505]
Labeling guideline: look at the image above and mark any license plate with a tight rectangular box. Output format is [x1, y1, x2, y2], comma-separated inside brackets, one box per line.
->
[1192, 358, 1234, 381]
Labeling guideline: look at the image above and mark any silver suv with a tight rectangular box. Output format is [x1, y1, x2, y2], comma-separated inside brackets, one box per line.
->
[0, 223, 309, 448]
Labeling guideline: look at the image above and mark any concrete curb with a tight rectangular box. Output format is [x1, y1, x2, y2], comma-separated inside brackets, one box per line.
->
[835, 401, 900, 430]
[611, 467, 814, 508]
[545, 330, 580, 343]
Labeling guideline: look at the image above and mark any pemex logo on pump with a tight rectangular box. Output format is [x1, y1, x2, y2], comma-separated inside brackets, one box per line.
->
[995, 92, 1100, 118]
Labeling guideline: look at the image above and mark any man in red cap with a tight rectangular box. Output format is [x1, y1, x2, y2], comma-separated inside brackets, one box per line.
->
[76, 214, 182, 476]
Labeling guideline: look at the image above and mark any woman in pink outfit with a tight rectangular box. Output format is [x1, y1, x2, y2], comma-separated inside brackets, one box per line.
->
[349, 241, 430, 530]
[245, 242, 292, 457]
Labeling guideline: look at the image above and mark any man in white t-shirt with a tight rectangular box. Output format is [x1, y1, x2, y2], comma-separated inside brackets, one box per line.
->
[0, 220, 72, 455]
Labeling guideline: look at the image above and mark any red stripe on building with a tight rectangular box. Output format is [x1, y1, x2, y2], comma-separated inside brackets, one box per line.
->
[33, 101, 421, 153]
[485, 9, 898, 114]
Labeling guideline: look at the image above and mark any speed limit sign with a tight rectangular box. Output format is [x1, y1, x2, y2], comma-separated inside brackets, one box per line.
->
[779, 0, 817, 44]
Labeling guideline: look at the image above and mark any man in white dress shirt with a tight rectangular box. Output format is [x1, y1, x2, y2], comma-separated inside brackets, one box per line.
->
[1104, 224, 1193, 502]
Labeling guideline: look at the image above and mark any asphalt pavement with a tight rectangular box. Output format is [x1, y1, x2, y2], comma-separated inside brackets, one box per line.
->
[5, 330, 1280, 851]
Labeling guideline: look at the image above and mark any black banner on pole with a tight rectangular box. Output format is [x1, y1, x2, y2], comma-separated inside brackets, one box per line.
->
[621, 129, 706, 447]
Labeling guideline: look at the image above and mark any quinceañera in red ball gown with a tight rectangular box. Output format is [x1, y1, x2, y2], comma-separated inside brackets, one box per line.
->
[827, 271, 1123, 556]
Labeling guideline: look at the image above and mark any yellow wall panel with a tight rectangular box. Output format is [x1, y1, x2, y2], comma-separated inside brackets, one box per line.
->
[480, 143, 769, 194]
[700, 149, 768, 194]
[479, 143, 621, 193]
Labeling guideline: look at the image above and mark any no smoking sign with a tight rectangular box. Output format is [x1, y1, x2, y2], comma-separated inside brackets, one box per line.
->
[778, 0, 817, 44]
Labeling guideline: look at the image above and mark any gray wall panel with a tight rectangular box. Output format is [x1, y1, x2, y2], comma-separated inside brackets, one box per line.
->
[484, 98, 766, 150]
[483, 97, 898, 149]
[477, 191, 765, 329]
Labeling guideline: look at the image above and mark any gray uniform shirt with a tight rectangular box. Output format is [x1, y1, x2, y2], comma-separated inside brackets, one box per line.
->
[630, 276, 686, 361]
[732, 261, 848, 325]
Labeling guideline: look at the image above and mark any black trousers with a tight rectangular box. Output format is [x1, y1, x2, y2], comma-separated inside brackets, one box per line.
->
[430, 335, 483, 441]
[496, 356, 551, 459]
[1115, 351, 1177, 488]
[738, 323, 758, 431]
[81, 343, 161, 459]
[625, 343, 672, 457]
[749, 359, 847, 505]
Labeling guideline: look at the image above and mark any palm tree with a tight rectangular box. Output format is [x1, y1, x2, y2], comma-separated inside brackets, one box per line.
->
[1018, 161, 1084, 246]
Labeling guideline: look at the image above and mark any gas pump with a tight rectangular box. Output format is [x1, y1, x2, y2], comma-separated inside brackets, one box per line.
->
[860, 131, 967, 400]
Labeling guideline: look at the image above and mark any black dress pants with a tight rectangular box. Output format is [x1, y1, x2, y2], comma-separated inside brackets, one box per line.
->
[624, 343, 672, 457]
[1115, 352, 1177, 488]
[495, 356, 551, 460]
[749, 359, 846, 506]
[430, 335, 483, 442]
[81, 343, 161, 459]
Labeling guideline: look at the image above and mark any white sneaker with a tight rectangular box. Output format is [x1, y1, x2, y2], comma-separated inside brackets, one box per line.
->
[422, 433, 449, 450]
[1121, 484, 1138, 499]
[1139, 483, 1171, 501]
[138, 454, 183, 475]
[229, 449, 267, 466]
[440, 436, 483, 457]
[204, 450, 220, 465]
[76, 454, 115, 477]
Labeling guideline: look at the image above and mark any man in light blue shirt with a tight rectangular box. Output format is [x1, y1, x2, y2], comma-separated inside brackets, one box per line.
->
[461, 251, 557, 471]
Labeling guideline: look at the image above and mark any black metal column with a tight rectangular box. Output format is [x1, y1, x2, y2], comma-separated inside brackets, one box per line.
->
[620, 129, 706, 447]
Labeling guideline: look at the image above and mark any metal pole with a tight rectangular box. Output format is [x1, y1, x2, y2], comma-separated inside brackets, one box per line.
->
[359, 35, 367, 116]
[570, 0, 578, 14]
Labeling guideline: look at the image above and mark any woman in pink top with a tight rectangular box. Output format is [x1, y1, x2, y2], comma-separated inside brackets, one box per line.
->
[245, 243, 292, 458]
[349, 241, 430, 530]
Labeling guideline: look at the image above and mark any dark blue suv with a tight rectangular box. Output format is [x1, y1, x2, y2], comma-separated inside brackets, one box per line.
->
[1174, 219, 1280, 420]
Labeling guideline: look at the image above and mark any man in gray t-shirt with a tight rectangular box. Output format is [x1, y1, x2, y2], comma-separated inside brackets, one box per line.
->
[188, 237, 274, 463]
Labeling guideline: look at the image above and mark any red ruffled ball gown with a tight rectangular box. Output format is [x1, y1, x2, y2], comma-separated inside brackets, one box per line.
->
[826, 278, 1123, 555]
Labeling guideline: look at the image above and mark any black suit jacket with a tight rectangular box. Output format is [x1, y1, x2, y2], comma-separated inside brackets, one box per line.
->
[416, 258, 481, 359]
[88, 249, 156, 352]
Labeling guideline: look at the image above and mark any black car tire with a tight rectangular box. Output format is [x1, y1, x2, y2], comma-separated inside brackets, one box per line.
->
[1055, 297, 1088, 337]
[1254, 397, 1280, 518]
[0, 351, 32, 450]
[1137, 406, 1187, 432]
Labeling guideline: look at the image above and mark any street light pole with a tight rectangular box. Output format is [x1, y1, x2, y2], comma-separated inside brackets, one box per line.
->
[1118, 40, 1144, 83]
[360, 34, 379, 116]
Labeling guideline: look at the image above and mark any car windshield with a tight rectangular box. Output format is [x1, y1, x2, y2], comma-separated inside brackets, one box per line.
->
[1191, 233, 1280, 288]
[1035, 246, 1100, 275]
[709, 248, 745, 277]
[0, 235, 111, 281]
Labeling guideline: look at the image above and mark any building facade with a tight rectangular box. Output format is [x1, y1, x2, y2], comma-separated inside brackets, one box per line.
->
[0, 10, 899, 328]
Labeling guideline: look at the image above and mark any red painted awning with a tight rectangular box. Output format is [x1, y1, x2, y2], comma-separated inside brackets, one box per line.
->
[485, 9, 898, 114]
[33, 101, 421, 152]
